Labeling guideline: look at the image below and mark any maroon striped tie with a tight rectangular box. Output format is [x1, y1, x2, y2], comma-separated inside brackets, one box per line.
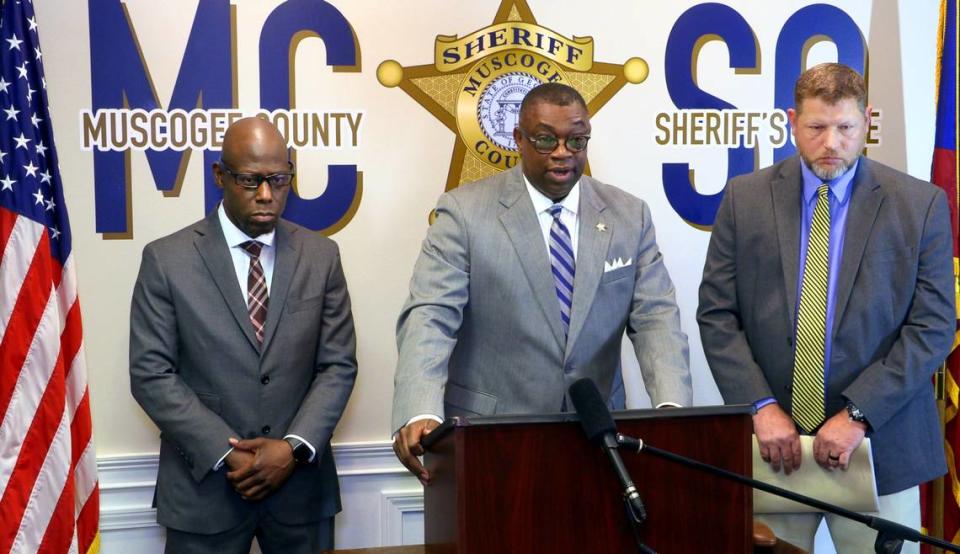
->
[240, 241, 268, 346]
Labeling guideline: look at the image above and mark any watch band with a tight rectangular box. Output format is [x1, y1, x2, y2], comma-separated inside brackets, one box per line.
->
[846, 401, 867, 424]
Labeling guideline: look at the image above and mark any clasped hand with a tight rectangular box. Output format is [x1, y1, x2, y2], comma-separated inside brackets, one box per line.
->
[224, 437, 296, 501]
[754, 404, 866, 474]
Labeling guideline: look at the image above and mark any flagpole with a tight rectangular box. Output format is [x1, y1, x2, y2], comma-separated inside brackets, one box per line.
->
[935, 362, 948, 554]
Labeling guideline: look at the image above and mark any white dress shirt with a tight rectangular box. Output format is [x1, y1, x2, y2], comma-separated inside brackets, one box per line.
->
[524, 175, 580, 260]
[218, 204, 277, 295]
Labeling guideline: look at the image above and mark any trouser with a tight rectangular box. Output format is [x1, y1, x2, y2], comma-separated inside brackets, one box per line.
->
[756, 486, 919, 553]
[164, 510, 334, 554]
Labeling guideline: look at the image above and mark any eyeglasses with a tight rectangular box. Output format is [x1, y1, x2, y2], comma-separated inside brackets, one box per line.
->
[518, 130, 591, 154]
[218, 160, 295, 191]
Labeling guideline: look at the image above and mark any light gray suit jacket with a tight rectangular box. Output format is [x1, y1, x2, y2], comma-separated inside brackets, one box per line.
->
[698, 155, 954, 494]
[392, 166, 692, 431]
[129, 210, 357, 534]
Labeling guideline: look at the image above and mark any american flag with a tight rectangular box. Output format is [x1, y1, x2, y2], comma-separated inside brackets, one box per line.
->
[0, 1, 99, 553]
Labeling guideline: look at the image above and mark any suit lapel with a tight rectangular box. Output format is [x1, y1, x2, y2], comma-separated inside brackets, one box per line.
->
[831, 159, 884, 339]
[194, 212, 260, 352]
[565, 179, 611, 359]
[261, 221, 298, 354]
[772, 159, 803, 325]
[498, 169, 566, 351]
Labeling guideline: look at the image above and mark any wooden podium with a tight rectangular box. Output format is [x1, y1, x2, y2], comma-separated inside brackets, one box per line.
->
[421, 406, 755, 553]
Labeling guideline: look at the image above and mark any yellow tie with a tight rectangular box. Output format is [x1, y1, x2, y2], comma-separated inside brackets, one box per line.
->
[791, 184, 830, 432]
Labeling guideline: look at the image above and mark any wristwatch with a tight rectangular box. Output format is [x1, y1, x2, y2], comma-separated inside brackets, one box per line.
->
[284, 437, 312, 464]
[846, 401, 868, 424]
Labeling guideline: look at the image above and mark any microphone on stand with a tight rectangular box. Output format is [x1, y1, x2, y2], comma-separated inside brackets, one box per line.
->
[569, 377, 654, 554]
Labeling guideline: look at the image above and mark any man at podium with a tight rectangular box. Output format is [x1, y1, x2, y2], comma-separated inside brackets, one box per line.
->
[392, 83, 692, 483]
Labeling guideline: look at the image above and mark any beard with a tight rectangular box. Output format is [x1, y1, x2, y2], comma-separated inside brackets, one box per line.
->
[803, 151, 854, 181]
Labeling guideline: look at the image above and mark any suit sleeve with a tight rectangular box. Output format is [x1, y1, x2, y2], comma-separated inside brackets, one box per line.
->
[626, 200, 693, 406]
[842, 189, 956, 430]
[129, 245, 239, 483]
[285, 245, 358, 459]
[392, 193, 470, 432]
[697, 182, 776, 404]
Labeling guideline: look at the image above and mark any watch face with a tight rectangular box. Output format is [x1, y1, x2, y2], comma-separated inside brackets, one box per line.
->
[293, 444, 310, 463]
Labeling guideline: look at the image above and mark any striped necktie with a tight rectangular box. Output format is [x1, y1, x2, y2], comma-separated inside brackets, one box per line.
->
[240, 240, 268, 346]
[791, 184, 830, 432]
[548, 205, 575, 339]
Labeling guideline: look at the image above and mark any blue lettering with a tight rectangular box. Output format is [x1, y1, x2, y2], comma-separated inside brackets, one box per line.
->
[257, 0, 361, 234]
[88, 0, 231, 234]
[662, 3, 758, 227]
[773, 5, 866, 161]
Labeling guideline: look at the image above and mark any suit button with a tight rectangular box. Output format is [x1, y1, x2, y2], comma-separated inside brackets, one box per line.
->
[262, 425, 271, 435]
[261, 375, 270, 385]
[785, 384, 792, 392]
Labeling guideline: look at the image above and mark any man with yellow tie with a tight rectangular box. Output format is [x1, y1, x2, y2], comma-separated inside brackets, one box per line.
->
[697, 63, 955, 552]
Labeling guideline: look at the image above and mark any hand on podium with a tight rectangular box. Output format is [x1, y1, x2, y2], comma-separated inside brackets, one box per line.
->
[393, 419, 440, 485]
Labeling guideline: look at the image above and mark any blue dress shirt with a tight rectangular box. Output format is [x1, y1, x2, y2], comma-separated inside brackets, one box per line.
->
[753, 159, 858, 411]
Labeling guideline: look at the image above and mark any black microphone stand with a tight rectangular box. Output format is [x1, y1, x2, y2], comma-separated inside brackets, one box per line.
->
[622, 492, 656, 554]
[616, 434, 960, 554]
[599, 432, 656, 553]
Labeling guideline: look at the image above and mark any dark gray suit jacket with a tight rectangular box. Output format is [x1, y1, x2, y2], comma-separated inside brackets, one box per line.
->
[129, 210, 357, 533]
[698, 155, 954, 494]
[393, 166, 692, 431]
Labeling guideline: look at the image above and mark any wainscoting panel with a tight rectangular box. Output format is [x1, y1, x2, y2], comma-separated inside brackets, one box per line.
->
[96, 441, 424, 552]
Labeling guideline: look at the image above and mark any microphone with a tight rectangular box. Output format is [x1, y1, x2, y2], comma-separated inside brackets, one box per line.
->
[569, 378, 647, 523]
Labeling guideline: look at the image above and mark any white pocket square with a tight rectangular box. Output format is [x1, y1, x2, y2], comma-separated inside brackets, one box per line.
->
[603, 257, 632, 272]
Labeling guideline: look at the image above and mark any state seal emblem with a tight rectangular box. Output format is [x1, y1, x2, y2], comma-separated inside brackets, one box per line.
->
[378, 0, 648, 193]
[475, 71, 536, 156]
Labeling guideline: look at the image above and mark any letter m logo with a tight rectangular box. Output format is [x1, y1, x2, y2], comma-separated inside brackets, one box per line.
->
[88, 0, 231, 235]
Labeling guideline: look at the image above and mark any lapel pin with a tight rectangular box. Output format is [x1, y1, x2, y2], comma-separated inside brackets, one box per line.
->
[596, 223, 607, 233]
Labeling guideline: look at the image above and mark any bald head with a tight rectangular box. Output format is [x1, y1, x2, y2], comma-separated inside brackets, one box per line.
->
[221, 117, 288, 168]
[214, 117, 293, 237]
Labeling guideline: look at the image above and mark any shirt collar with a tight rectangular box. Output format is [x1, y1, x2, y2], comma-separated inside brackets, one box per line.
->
[217, 203, 276, 248]
[800, 157, 858, 206]
[523, 175, 581, 217]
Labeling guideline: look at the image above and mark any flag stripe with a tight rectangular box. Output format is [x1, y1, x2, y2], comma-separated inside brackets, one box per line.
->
[0, 208, 18, 270]
[75, 483, 99, 554]
[0, 340, 65, 552]
[38, 475, 77, 554]
[72, 441, 97, 518]
[0, 228, 53, 431]
[69, 385, 91, 471]
[0, 210, 45, 340]
[13, 407, 71, 553]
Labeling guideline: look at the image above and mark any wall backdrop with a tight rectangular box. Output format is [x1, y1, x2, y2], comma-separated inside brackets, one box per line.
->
[25, 0, 943, 548]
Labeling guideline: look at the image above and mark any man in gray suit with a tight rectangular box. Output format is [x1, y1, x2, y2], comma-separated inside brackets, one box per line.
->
[698, 63, 954, 551]
[130, 117, 357, 553]
[392, 83, 692, 482]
